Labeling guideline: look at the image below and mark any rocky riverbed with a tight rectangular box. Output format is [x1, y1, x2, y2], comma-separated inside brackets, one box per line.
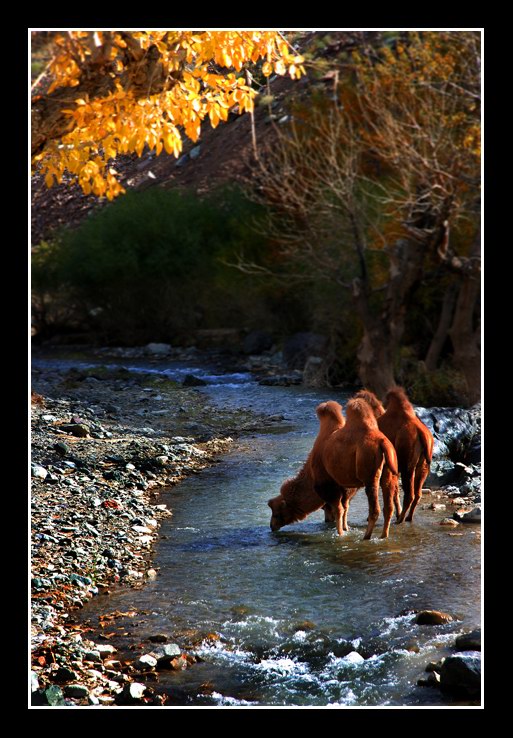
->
[30, 348, 289, 706]
[30, 345, 481, 707]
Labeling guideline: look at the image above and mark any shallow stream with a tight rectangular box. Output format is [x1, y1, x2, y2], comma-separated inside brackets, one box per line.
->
[37, 355, 481, 706]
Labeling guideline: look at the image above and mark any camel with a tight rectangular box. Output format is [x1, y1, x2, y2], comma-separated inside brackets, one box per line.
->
[353, 389, 402, 521]
[377, 386, 434, 523]
[268, 401, 350, 532]
[309, 398, 398, 539]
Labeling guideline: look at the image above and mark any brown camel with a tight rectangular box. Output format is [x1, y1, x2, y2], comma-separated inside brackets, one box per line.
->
[354, 389, 402, 521]
[377, 386, 434, 523]
[268, 401, 350, 532]
[309, 399, 398, 539]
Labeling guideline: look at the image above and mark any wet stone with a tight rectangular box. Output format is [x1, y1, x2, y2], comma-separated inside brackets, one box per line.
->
[453, 507, 481, 524]
[137, 654, 158, 669]
[148, 634, 169, 643]
[440, 518, 460, 527]
[50, 666, 78, 684]
[64, 684, 90, 698]
[415, 610, 453, 625]
[455, 628, 481, 651]
[418, 672, 441, 688]
[37, 685, 65, 706]
[61, 423, 90, 438]
[115, 682, 147, 705]
[150, 643, 182, 662]
[32, 464, 48, 480]
[440, 652, 481, 697]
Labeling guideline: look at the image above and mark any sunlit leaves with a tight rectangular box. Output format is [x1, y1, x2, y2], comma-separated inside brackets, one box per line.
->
[34, 31, 305, 200]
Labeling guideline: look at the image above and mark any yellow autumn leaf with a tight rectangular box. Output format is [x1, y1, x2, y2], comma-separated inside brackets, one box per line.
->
[34, 30, 305, 199]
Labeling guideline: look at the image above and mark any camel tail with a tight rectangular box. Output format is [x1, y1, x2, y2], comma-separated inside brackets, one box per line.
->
[381, 437, 398, 475]
[417, 424, 434, 463]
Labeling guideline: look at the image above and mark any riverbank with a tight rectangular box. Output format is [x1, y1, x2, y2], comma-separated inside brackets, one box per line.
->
[30, 349, 290, 706]
[30, 347, 481, 707]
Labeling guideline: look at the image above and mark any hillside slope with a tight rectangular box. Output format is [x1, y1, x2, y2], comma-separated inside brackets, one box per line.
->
[31, 31, 383, 244]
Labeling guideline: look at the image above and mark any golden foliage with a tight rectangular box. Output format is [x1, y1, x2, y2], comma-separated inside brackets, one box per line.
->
[32, 31, 305, 199]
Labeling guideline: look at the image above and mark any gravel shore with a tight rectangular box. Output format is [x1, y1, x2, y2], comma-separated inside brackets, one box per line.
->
[30, 353, 280, 706]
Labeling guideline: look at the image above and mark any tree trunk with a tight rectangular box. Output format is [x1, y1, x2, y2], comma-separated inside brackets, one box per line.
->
[425, 282, 458, 371]
[356, 321, 398, 397]
[449, 275, 481, 404]
[448, 229, 481, 405]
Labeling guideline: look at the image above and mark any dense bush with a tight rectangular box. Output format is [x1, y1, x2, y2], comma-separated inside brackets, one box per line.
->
[31, 186, 313, 344]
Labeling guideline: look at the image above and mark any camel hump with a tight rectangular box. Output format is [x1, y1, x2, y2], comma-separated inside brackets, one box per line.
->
[384, 386, 416, 416]
[316, 400, 345, 427]
[353, 389, 385, 418]
[346, 397, 379, 428]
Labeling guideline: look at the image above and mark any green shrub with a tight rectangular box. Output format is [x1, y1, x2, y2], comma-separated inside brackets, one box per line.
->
[31, 186, 312, 344]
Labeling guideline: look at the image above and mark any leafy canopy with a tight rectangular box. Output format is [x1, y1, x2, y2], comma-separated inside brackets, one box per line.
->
[32, 31, 305, 200]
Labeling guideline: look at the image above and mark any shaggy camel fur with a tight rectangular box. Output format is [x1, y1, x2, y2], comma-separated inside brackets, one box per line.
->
[377, 386, 434, 523]
[354, 390, 402, 521]
[268, 464, 337, 531]
[268, 401, 348, 532]
[310, 399, 398, 539]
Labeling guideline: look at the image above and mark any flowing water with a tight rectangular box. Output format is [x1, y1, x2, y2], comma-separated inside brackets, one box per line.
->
[35, 354, 482, 707]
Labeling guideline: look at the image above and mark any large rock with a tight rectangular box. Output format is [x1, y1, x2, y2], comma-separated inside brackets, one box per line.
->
[182, 374, 207, 387]
[440, 652, 481, 698]
[242, 330, 274, 355]
[416, 405, 481, 464]
[416, 404, 481, 488]
[415, 610, 453, 625]
[302, 356, 327, 388]
[282, 333, 328, 370]
[455, 628, 481, 651]
[145, 343, 172, 355]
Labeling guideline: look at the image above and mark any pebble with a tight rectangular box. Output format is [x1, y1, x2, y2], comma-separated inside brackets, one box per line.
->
[453, 507, 481, 524]
[148, 634, 169, 643]
[96, 644, 117, 657]
[64, 684, 90, 698]
[32, 464, 48, 480]
[61, 423, 90, 438]
[137, 654, 158, 669]
[440, 518, 460, 527]
[115, 682, 147, 705]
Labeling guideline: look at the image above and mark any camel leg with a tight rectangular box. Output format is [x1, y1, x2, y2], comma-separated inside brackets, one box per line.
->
[363, 482, 380, 540]
[342, 488, 357, 531]
[380, 477, 394, 539]
[333, 498, 344, 536]
[397, 471, 414, 524]
[342, 498, 350, 531]
[323, 504, 335, 524]
[406, 460, 430, 522]
[394, 479, 402, 520]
